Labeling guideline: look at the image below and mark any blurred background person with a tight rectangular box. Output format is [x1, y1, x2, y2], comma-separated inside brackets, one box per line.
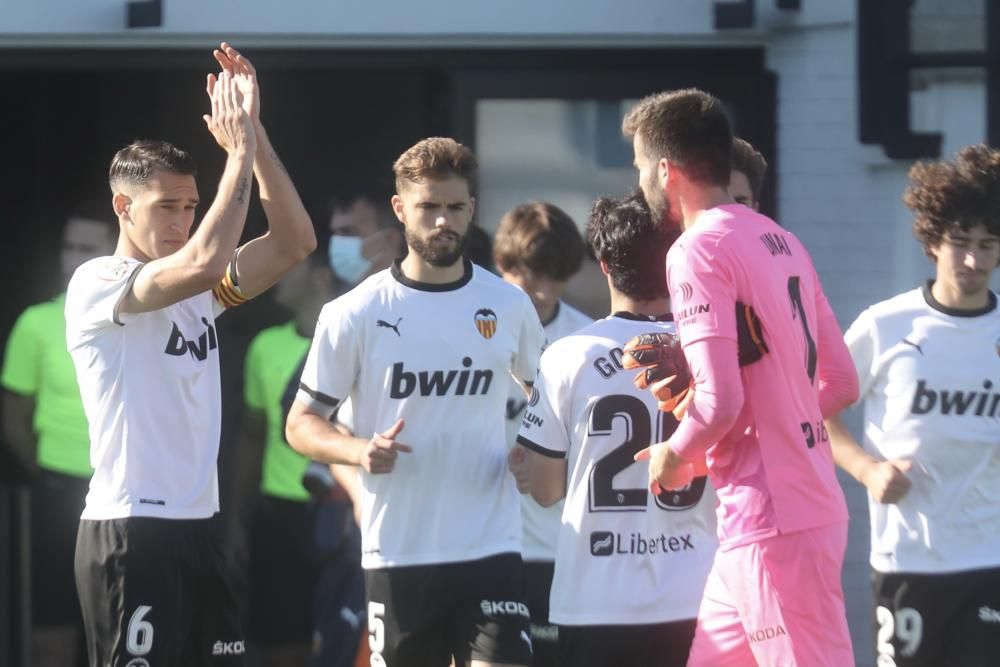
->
[228, 250, 339, 667]
[327, 188, 405, 287]
[730, 137, 768, 211]
[493, 201, 591, 666]
[1, 202, 116, 667]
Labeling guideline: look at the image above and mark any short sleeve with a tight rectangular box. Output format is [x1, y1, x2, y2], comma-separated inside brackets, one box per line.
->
[243, 334, 266, 412]
[516, 345, 571, 459]
[1, 307, 42, 395]
[335, 397, 356, 433]
[843, 308, 878, 401]
[295, 299, 361, 419]
[65, 256, 143, 337]
[512, 296, 545, 386]
[666, 231, 737, 348]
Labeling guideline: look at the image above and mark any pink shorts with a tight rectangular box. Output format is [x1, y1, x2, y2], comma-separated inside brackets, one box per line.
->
[686, 522, 852, 667]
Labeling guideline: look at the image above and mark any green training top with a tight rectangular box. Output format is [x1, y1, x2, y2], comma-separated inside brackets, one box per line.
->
[1, 294, 92, 477]
[244, 321, 312, 501]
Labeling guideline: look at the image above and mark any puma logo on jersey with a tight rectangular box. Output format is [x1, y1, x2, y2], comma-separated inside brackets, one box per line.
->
[911, 379, 1000, 416]
[164, 318, 218, 361]
[901, 338, 923, 355]
[389, 357, 493, 398]
[520, 629, 533, 650]
[377, 317, 402, 336]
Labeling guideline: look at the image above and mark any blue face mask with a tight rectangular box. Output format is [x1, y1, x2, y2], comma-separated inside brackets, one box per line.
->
[329, 235, 373, 285]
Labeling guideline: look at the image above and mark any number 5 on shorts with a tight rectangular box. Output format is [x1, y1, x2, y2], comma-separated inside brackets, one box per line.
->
[876, 605, 923, 666]
[368, 601, 387, 667]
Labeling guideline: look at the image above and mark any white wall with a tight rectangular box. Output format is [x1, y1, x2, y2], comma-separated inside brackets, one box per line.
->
[0, 0, 719, 43]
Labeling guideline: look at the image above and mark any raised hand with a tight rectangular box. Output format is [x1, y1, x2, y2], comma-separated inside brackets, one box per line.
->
[358, 419, 412, 475]
[212, 42, 260, 124]
[202, 70, 256, 155]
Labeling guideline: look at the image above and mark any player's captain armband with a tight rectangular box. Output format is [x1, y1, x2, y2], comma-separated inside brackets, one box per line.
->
[735, 301, 768, 367]
[212, 260, 248, 309]
[622, 331, 693, 417]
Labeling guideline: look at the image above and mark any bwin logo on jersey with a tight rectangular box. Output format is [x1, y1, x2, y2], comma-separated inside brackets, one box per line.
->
[910, 379, 1000, 417]
[474, 308, 498, 339]
[389, 356, 493, 398]
[164, 317, 218, 361]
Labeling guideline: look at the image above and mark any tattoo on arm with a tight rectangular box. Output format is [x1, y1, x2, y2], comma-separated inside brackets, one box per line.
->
[269, 150, 288, 174]
[236, 176, 250, 204]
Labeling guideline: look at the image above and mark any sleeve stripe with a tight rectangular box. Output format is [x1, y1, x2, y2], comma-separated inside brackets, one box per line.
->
[516, 435, 565, 459]
[298, 382, 341, 408]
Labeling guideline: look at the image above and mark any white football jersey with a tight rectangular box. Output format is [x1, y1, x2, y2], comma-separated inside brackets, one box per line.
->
[297, 260, 545, 569]
[517, 313, 718, 626]
[66, 256, 226, 520]
[846, 284, 1000, 574]
[504, 301, 593, 562]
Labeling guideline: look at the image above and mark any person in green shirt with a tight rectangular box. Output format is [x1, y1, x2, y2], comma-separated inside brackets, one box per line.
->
[1, 204, 116, 667]
[229, 250, 338, 667]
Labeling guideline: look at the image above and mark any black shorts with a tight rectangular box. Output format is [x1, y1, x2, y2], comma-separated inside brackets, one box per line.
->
[558, 619, 697, 667]
[872, 566, 1000, 667]
[522, 560, 557, 667]
[364, 552, 533, 667]
[31, 469, 89, 627]
[245, 495, 317, 644]
[75, 515, 244, 667]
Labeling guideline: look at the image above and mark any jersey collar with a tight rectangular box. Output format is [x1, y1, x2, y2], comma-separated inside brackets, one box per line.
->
[922, 280, 998, 318]
[390, 258, 474, 292]
[611, 311, 674, 322]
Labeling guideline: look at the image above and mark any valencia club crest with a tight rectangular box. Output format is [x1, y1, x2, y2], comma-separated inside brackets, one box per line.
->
[474, 308, 498, 339]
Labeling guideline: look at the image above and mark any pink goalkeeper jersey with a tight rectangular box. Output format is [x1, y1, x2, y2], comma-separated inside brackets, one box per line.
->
[666, 205, 850, 549]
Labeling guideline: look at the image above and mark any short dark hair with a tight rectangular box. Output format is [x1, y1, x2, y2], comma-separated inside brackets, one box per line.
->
[493, 202, 584, 281]
[732, 137, 768, 202]
[587, 191, 678, 302]
[905, 143, 1000, 258]
[622, 88, 733, 188]
[109, 139, 197, 192]
[393, 137, 477, 193]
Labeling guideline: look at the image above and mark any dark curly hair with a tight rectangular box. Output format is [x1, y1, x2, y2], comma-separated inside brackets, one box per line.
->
[905, 143, 1000, 259]
[587, 191, 679, 302]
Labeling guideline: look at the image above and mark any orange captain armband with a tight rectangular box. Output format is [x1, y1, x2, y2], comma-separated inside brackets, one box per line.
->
[212, 259, 249, 309]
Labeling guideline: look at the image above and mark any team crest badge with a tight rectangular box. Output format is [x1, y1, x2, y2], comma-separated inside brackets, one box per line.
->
[474, 308, 498, 339]
[97, 256, 130, 282]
